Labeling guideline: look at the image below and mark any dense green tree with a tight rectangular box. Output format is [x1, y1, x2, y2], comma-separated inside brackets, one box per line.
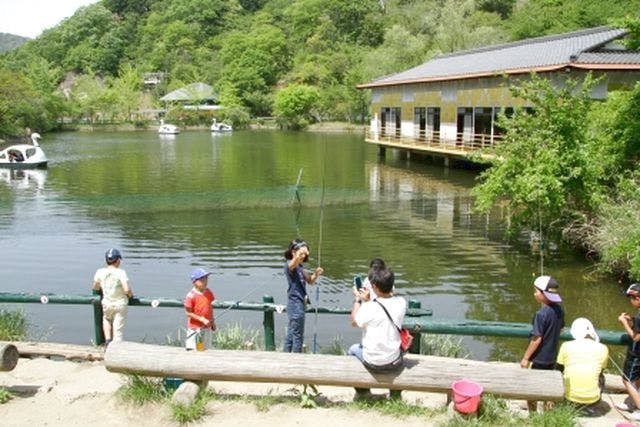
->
[472, 75, 601, 235]
[0, 70, 50, 136]
[274, 84, 319, 129]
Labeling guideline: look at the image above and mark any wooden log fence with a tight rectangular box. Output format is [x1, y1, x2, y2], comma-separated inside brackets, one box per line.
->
[104, 341, 565, 401]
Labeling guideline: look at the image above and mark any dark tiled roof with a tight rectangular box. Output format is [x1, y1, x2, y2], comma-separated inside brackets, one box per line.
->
[361, 27, 640, 88]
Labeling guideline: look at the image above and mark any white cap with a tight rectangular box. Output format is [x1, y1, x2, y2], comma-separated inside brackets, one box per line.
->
[570, 317, 599, 342]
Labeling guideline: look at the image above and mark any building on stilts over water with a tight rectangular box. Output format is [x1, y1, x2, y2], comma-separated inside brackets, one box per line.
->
[358, 26, 640, 165]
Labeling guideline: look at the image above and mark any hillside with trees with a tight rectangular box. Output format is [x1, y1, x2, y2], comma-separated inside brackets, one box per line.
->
[0, 33, 29, 53]
[1, 0, 638, 135]
[1, 0, 640, 280]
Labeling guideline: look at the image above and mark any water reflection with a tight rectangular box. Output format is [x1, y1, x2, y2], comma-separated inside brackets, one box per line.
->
[0, 130, 629, 361]
[0, 168, 47, 191]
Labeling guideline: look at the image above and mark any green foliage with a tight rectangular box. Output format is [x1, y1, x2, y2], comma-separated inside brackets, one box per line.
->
[118, 375, 167, 405]
[507, 0, 640, 40]
[274, 84, 320, 129]
[299, 384, 319, 408]
[318, 334, 346, 355]
[170, 388, 213, 423]
[420, 334, 470, 359]
[0, 307, 28, 341]
[588, 171, 640, 279]
[0, 387, 12, 404]
[212, 323, 260, 350]
[0, 0, 637, 132]
[350, 396, 440, 418]
[440, 394, 578, 427]
[472, 74, 600, 236]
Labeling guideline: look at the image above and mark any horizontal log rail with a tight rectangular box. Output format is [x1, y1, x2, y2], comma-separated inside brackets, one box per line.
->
[104, 341, 565, 401]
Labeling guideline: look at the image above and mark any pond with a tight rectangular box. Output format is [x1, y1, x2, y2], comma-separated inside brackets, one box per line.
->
[0, 129, 629, 361]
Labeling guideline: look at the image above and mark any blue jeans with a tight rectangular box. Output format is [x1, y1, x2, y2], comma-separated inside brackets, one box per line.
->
[348, 343, 364, 362]
[284, 315, 305, 352]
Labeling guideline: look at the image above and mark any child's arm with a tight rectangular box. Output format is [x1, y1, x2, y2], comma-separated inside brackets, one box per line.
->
[92, 280, 101, 291]
[122, 280, 133, 298]
[185, 308, 210, 327]
[304, 267, 324, 284]
[618, 313, 640, 341]
[520, 336, 542, 368]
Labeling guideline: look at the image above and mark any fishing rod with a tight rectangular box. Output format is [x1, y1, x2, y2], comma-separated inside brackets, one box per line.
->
[185, 280, 267, 341]
[538, 189, 544, 276]
[312, 142, 328, 354]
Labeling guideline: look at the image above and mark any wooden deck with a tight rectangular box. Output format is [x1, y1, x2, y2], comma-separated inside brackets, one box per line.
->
[365, 129, 498, 162]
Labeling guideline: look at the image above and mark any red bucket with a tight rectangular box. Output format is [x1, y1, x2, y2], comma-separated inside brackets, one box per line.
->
[451, 379, 483, 414]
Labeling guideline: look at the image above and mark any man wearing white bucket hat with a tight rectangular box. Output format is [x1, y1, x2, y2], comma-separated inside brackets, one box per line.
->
[556, 318, 608, 415]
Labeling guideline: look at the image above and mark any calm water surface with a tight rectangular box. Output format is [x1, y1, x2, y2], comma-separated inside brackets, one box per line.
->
[0, 130, 629, 360]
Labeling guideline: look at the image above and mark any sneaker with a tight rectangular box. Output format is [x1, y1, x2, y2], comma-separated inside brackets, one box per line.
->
[616, 401, 636, 412]
[630, 410, 640, 421]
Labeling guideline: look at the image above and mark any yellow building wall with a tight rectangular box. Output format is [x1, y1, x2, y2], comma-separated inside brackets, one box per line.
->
[370, 75, 533, 123]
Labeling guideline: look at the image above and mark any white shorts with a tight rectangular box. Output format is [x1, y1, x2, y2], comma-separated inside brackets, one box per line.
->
[185, 328, 212, 350]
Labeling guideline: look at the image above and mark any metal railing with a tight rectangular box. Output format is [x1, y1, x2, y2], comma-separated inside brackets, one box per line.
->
[365, 128, 504, 154]
[0, 292, 629, 352]
[0, 292, 431, 352]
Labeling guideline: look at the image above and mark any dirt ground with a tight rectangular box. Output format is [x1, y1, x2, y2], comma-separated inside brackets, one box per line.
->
[0, 357, 635, 426]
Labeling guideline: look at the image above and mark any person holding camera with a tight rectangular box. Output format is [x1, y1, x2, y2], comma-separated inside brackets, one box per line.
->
[349, 266, 406, 399]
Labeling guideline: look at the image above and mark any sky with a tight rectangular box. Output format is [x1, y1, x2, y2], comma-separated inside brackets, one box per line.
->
[0, 0, 100, 39]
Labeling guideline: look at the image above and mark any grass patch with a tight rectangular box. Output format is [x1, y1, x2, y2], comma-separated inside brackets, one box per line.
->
[349, 396, 443, 418]
[118, 375, 167, 405]
[0, 307, 28, 341]
[170, 388, 214, 424]
[0, 387, 12, 404]
[213, 323, 260, 350]
[420, 334, 471, 359]
[319, 335, 346, 355]
[439, 395, 579, 427]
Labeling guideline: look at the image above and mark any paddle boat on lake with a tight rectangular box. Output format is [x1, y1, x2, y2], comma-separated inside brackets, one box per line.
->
[0, 133, 48, 168]
[158, 119, 180, 135]
[211, 118, 232, 133]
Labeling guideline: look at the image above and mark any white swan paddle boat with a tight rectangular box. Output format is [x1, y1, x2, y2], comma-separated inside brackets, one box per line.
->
[158, 119, 180, 134]
[0, 133, 48, 168]
[211, 118, 232, 133]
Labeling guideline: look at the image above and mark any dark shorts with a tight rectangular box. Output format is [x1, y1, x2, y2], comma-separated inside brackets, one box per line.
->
[531, 361, 556, 370]
[363, 354, 404, 373]
[623, 354, 640, 382]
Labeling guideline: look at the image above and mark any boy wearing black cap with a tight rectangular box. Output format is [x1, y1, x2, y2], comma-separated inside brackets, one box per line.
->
[520, 275, 565, 412]
[615, 283, 640, 420]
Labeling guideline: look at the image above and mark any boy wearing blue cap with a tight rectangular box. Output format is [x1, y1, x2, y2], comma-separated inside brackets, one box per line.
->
[92, 248, 133, 344]
[184, 268, 216, 350]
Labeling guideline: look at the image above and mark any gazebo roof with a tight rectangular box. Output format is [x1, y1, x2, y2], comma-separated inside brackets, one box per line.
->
[160, 82, 217, 102]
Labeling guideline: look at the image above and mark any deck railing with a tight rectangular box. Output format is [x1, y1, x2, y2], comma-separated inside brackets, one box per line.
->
[0, 292, 629, 353]
[365, 128, 504, 154]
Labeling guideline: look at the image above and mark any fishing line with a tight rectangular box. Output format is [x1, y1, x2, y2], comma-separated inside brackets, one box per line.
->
[185, 280, 268, 340]
[312, 141, 328, 354]
[538, 190, 544, 276]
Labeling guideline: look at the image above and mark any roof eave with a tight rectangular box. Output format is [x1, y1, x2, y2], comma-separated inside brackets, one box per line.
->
[356, 63, 640, 89]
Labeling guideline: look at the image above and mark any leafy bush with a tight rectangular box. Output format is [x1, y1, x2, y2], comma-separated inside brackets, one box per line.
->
[0, 307, 28, 341]
[212, 323, 260, 350]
